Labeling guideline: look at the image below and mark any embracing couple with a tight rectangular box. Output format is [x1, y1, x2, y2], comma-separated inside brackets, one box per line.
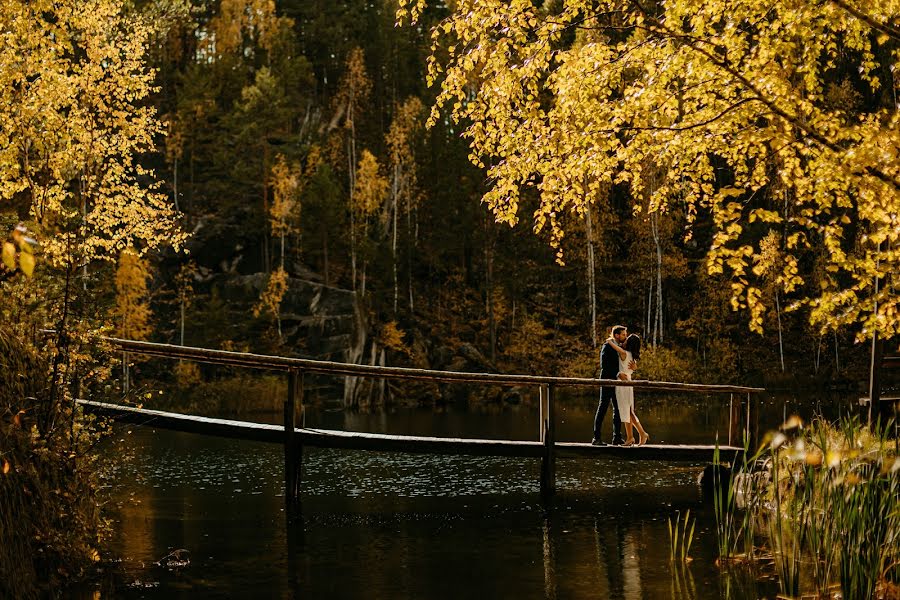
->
[591, 325, 650, 447]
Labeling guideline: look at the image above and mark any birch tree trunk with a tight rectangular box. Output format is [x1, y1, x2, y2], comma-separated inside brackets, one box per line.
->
[392, 163, 399, 313]
[173, 158, 179, 212]
[834, 331, 841, 372]
[485, 215, 496, 363]
[189, 134, 195, 208]
[361, 265, 367, 297]
[775, 290, 785, 372]
[407, 189, 414, 313]
[81, 181, 88, 292]
[323, 232, 330, 286]
[262, 145, 270, 274]
[122, 351, 129, 395]
[347, 90, 358, 291]
[814, 334, 822, 374]
[654, 214, 664, 344]
[343, 295, 368, 408]
[649, 213, 664, 346]
[585, 207, 597, 347]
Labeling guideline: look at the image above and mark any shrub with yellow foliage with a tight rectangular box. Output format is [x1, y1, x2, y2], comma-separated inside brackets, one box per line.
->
[1, 0, 185, 594]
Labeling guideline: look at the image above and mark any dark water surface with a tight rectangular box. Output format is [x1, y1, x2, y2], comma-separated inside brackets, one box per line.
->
[83, 392, 842, 598]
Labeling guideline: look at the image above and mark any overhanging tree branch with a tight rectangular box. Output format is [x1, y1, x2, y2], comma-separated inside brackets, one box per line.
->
[828, 0, 900, 43]
[628, 0, 900, 194]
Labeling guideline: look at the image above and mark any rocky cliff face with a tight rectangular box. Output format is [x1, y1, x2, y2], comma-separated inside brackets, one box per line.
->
[219, 273, 360, 402]
[220, 273, 355, 360]
[194, 271, 525, 408]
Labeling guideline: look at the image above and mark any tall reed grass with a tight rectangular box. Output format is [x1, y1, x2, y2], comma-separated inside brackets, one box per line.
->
[668, 509, 697, 600]
[713, 416, 900, 598]
[712, 434, 765, 563]
[668, 509, 696, 564]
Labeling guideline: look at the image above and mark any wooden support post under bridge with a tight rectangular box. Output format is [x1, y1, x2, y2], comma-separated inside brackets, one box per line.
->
[726, 392, 759, 459]
[284, 369, 303, 513]
[539, 384, 556, 498]
[748, 392, 759, 452]
[728, 393, 737, 447]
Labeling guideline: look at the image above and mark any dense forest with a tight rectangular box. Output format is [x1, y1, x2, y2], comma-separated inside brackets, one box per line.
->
[88, 0, 883, 402]
[121, 0, 889, 396]
[2, 0, 899, 597]
[4, 0, 896, 412]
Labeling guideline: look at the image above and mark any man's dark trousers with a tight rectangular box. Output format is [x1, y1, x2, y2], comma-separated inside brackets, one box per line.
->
[593, 387, 623, 444]
[593, 341, 623, 444]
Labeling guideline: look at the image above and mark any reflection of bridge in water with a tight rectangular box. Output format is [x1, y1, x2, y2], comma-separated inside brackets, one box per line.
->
[80, 337, 762, 509]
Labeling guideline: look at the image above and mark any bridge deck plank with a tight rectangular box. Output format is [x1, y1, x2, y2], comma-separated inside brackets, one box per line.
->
[78, 400, 742, 462]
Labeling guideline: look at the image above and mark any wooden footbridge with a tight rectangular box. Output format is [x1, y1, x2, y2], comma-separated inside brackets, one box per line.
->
[79, 337, 763, 508]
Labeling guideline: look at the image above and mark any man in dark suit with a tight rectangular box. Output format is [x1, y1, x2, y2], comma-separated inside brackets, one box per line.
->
[592, 325, 629, 445]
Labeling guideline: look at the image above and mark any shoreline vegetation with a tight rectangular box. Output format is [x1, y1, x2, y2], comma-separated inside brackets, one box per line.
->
[714, 417, 900, 599]
[0, 328, 106, 599]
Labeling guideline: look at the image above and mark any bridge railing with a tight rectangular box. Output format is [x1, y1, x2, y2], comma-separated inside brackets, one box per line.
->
[108, 336, 761, 393]
[91, 336, 763, 506]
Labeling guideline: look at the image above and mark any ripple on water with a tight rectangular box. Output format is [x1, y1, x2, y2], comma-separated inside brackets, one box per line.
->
[100, 426, 709, 505]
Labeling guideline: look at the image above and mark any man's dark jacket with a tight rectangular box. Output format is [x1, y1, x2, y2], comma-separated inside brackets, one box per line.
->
[599, 342, 619, 392]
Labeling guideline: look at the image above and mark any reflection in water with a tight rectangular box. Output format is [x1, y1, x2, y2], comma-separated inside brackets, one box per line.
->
[623, 530, 642, 600]
[542, 517, 556, 600]
[595, 517, 625, 598]
[83, 393, 828, 598]
[671, 559, 697, 600]
[285, 511, 303, 599]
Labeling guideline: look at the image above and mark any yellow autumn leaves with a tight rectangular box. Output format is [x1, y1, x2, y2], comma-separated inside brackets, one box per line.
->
[254, 267, 289, 321]
[399, 0, 900, 338]
[1, 225, 36, 277]
[270, 154, 304, 245]
[206, 0, 286, 57]
[114, 249, 153, 341]
[354, 151, 389, 218]
[0, 0, 184, 269]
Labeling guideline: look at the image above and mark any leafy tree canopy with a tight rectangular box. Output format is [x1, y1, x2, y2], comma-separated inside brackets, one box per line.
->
[0, 0, 185, 264]
[399, 0, 900, 338]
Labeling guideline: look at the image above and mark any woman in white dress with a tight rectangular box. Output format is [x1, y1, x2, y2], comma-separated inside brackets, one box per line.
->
[606, 333, 649, 446]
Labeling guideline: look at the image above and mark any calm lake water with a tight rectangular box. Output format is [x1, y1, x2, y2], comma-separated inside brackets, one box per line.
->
[82, 391, 848, 598]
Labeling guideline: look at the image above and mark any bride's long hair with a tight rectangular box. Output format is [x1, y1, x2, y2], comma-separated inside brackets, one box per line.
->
[624, 334, 641, 360]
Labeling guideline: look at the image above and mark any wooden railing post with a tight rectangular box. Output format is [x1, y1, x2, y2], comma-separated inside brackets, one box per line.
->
[717, 394, 734, 446]
[727, 393, 735, 447]
[744, 392, 759, 452]
[539, 385, 547, 443]
[540, 384, 556, 498]
[869, 334, 884, 425]
[284, 369, 303, 513]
